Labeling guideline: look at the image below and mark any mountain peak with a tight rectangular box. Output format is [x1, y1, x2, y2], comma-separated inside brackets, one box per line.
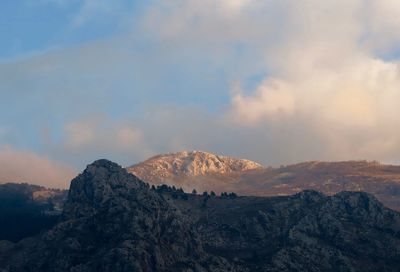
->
[89, 159, 121, 169]
[128, 150, 263, 180]
[63, 159, 145, 220]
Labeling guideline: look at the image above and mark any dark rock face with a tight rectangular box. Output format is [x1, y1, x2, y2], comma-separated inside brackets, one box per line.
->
[0, 160, 229, 272]
[1, 160, 399, 271]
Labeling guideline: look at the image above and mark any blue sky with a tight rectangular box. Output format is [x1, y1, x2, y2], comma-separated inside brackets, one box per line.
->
[0, 1, 145, 60]
[1, 0, 400, 188]
[0, 1, 235, 144]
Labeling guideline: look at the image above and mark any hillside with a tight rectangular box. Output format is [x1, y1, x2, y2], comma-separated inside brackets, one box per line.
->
[1, 160, 399, 271]
[0, 183, 67, 242]
[127, 151, 262, 187]
[128, 152, 400, 210]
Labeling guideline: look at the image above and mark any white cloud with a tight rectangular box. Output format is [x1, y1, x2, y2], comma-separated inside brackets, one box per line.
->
[364, 0, 400, 53]
[71, 0, 126, 28]
[116, 127, 142, 148]
[62, 116, 145, 151]
[230, 79, 296, 124]
[65, 121, 95, 148]
[142, 0, 400, 162]
[52, 116, 152, 168]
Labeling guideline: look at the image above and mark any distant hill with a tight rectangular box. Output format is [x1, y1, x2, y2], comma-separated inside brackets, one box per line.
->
[1, 160, 399, 271]
[0, 183, 67, 242]
[128, 151, 400, 210]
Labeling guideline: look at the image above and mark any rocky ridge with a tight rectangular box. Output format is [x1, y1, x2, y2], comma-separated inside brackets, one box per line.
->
[127, 151, 262, 186]
[128, 152, 400, 211]
[0, 160, 231, 271]
[1, 160, 399, 271]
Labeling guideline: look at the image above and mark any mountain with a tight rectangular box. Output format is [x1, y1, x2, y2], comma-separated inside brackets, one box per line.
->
[1, 160, 399, 271]
[127, 151, 262, 189]
[128, 152, 400, 211]
[0, 183, 67, 242]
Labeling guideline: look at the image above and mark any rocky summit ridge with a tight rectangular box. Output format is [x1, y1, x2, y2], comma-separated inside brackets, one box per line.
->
[127, 150, 262, 181]
[128, 152, 400, 211]
[1, 159, 400, 271]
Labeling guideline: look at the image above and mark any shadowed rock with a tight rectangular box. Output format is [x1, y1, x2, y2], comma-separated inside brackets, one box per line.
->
[0, 160, 399, 271]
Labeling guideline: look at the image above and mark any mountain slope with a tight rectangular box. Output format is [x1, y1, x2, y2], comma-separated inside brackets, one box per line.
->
[128, 152, 400, 210]
[0, 160, 231, 271]
[0, 183, 67, 242]
[128, 150, 262, 181]
[1, 160, 399, 271]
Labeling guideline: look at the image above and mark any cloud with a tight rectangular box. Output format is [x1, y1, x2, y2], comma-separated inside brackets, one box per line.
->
[0, 146, 76, 188]
[140, 0, 400, 164]
[47, 115, 153, 168]
[364, 0, 400, 53]
[62, 116, 145, 152]
[221, 0, 252, 12]
[3, 0, 400, 174]
[31, 0, 133, 29]
[223, 2, 400, 162]
[64, 121, 95, 148]
[70, 0, 132, 28]
[230, 79, 296, 124]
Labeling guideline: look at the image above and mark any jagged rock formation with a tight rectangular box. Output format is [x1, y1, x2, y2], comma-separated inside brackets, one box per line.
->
[1, 160, 399, 271]
[0, 160, 231, 271]
[128, 152, 400, 211]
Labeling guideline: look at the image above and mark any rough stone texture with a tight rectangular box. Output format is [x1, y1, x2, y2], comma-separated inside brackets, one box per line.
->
[1, 160, 399, 271]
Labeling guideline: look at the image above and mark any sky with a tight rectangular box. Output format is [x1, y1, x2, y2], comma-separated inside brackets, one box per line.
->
[1, 0, 400, 188]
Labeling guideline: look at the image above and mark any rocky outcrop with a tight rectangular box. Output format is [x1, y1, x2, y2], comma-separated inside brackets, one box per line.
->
[184, 189, 400, 271]
[0, 160, 230, 272]
[1, 160, 399, 271]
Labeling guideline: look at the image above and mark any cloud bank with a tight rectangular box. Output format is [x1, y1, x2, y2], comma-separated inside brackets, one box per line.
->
[141, 0, 400, 163]
[0, 146, 75, 188]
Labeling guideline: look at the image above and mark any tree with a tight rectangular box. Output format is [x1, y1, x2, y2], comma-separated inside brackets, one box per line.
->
[180, 194, 188, 200]
[192, 189, 197, 195]
[202, 192, 209, 208]
[210, 191, 216, 197]
[229, 192, 238, 198]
